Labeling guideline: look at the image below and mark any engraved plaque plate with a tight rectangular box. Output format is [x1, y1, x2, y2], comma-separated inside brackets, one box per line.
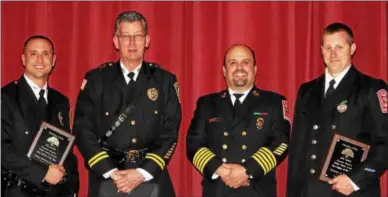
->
[27, 122, 75, 165]
[319, 134, 369, 182]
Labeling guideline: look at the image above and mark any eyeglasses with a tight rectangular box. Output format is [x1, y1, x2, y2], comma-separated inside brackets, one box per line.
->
[117, 34, 145, 42]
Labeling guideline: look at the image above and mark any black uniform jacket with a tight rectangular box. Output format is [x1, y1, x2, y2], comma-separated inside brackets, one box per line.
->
[73, 61, 181, 197]
[1, 76, 79, 197]
[287, 66, 388, 197]
[187, 86, 291, 197]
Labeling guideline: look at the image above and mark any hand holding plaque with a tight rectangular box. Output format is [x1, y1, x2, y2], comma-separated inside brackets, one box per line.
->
[319, 134, 370, 182]
[27, 122, 75, 166]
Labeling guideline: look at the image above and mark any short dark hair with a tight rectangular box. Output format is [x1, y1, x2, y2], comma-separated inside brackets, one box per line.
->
[322, 22, 354, 44]
[223, 44, 256, 66]
[23, 35, 55, 54]
[114, 11, 148, 35]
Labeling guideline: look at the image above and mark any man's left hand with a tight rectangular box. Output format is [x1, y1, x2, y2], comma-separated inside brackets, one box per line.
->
[113, 169, 145, 193]
[328, 175, 355, 196]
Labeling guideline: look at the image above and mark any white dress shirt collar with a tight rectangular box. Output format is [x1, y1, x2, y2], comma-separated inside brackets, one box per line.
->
[228, 86, 253, 105]
[23, 74, 48, 102]
[325, 64, 351, 93]
[120, 62, 142, 84]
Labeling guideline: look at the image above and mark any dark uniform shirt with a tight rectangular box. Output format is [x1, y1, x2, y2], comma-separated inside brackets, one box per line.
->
[73, 61, 181, 197]
[287, 66, 388, 197]
[1, 76, 79, 197]
[186, 86, 291, 197]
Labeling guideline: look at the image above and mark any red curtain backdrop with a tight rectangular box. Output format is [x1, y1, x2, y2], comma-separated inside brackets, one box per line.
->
[1, 2, 387, 197]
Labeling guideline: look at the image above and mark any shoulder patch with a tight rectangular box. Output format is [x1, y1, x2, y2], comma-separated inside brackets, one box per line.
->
[80, 79, 87, 90]
[377, 89, 387, 113]
[174, 82, 181, 103]
[282, 100, 290, 121]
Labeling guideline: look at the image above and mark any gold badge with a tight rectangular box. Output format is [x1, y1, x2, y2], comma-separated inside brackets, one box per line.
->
[147, 88, 158, 101]
[256, 117, 264, 130]
[58, 112, 64, 126]
[174, 82, 181, 103]
[253, 90, 260, 96]
[337, 102, 347, 113]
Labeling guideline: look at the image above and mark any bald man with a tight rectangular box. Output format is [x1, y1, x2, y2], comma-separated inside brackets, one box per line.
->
[186, 44, 291, 197]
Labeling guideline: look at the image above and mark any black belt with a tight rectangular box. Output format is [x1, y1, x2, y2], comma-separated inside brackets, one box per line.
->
[102, 146, 148, 164]
[2, 168, 51, 196]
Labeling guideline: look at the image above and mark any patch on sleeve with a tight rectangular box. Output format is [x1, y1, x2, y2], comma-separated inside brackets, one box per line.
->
[174, 82, 181, 103]
[377, 89, 387, 113]
[282, 100, 290, 121]
[80, 79, 87, 90]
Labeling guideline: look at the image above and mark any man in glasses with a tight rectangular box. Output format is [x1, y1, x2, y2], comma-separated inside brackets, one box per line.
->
[73, 11, 181, 197]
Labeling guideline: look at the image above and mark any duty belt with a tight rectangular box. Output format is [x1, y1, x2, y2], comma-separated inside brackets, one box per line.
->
[102, 146, 148, 164]
[2, 168, 51, 196]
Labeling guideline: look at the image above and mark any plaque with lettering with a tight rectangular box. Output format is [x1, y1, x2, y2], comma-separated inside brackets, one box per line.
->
[27, 122, 75, 166]
[319, 134, 370, 182]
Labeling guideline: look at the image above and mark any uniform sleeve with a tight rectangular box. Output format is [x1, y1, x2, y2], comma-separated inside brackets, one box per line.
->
[186, 97, 223, 179]
[73, 71, 116, 176]
[348, 80, 388, 189]
[141, 74, 182, 179]
[244, 95, 291, 179]
[1, 94, 48, 186]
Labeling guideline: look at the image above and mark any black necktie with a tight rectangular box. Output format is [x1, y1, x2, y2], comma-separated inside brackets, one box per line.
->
[127, 72, 135, 85]
[326, 79, 336, 98]
[37, 89, 47, 125]
[126, 72, 136, 104]
[233, 93, 244, 118]
[38, 89, 46, 106]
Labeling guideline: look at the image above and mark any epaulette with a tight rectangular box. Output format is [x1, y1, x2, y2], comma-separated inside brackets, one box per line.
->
[147, 62, 161, 68]
[99, 62, 114, 69]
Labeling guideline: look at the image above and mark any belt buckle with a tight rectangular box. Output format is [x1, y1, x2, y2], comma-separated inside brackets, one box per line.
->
[127, 150, 140, 161]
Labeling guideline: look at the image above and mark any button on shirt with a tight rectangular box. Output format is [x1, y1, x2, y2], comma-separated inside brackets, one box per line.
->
[24, 74, 48, 102]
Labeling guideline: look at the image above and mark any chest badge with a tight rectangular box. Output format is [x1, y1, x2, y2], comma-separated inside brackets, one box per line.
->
[256, 117, 264, 130]
[58, 112, 64, 126]
[337, 100, 348, 113]
[147, 88, 158, 101]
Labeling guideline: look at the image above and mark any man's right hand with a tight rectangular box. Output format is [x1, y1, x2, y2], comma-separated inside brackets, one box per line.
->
[44, 165, 65, 185]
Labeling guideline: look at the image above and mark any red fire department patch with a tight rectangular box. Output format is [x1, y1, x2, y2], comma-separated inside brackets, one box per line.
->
[282, 100, 290, 121]
[377, 89, 387, 113]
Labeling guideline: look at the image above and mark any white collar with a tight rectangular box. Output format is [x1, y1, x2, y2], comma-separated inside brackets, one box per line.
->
[120, 61, 142, 83]
[23, 74, 48, 101]
[228, 86, 253, 105]
[325, 65, 351, 90]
